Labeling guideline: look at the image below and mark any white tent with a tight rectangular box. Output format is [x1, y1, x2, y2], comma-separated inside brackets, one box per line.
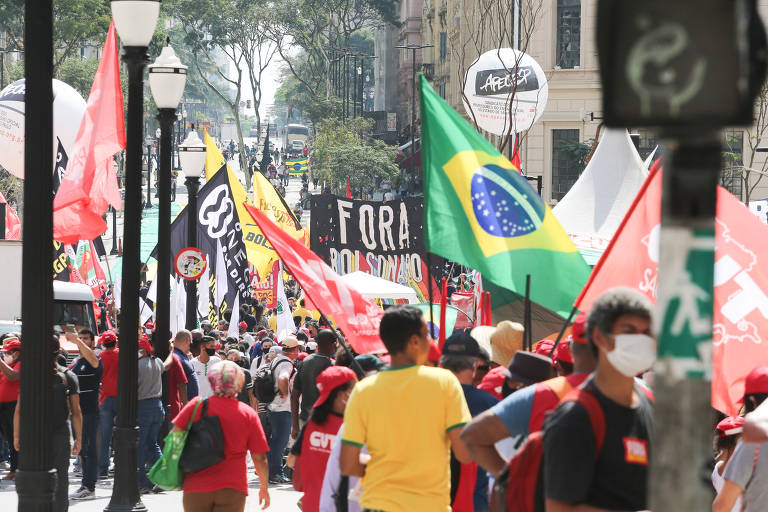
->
[340, 271, 419, 303]
[552, 128, 649, 265]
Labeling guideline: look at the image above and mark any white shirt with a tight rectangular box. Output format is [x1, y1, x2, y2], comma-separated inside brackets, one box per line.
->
[191, 356, 222, 398]
[267, 355, 294, 412]
[712, 460, 742, 512]
[320, 426, 363, 512]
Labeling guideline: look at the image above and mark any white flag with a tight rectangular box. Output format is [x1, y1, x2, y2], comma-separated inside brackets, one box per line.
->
[214, 241, 228, 318]
[146, 275, 158, 304]
[139, 297, 153, 325]
[176, 277, 187, 331]
[227, 293, 240, 339]
[113, 276, 121, 309]
[275, 265, 294, 341]
[198, 254, 210, 321]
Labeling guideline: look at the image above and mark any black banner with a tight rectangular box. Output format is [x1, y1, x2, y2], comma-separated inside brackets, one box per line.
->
[52, 139, 70, 282]
[310, 194, 442, 299]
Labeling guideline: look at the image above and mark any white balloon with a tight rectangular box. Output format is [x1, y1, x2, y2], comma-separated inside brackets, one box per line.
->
[0, 79, 87, 178]
[462, 48, 548, 136]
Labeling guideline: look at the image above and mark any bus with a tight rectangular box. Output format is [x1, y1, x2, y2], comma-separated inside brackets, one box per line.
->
[284, 123, 309, 155]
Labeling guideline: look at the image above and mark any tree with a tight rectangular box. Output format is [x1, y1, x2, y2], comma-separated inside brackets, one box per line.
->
[311, 118, 399, 195]
[238, 6, 279, 137]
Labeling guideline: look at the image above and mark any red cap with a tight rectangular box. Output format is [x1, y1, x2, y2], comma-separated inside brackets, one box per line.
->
[379, 354, 392, 364]
[238, 321, 247, 329]
[215, 342, 222, 350]
[100, 330, 117, 345]
[478, 366, 507, 400]
[571, 313, 587, 344]
[533, 339, 554, 357]
[745, 366, 768, 395]
[428, 341, 441, 364]
[297, 352, 308, 360]
[138, 335, 153, 356]
[716, 416, 745, 437]
[313, 366, 357, 408]
[554, 342, 573, 364]
[2, 338, 21, 352]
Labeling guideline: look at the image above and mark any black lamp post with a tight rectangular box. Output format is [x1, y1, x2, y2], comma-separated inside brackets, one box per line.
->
[396, 43, 433, 176]
[110, 206, 118, 255]
[107, 1, 159, 510]
[149, 43, 187, 401]
[144, 137, 153, 209]
[15, 0, 56, 508]
[178, 129, 206, 330]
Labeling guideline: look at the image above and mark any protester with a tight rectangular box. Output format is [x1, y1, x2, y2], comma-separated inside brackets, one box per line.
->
[193, 336, 223, 399]
[288, 366, 357, 511]
[68, 329, 103, 499]
[267, 336, 299, 483]
[714, 365, 768, 512]
[227, 350, 256, 410]
[543, 288, 655, 511]
[174, 330, 200, 402]
[97, 330, 119, 479]
[172, 361, 270, 512]
[711, 416, 744, 512]
[340, 305, 472, 510]
[471, 320, 525, 369]
[291, 329, 336, 436]
[168, 341, 189, 420]
[0, 336, 21, 480]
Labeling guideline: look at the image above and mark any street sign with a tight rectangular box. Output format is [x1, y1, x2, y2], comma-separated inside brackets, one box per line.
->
[174, 247, 207, 280]
[387, 113, 397, 132]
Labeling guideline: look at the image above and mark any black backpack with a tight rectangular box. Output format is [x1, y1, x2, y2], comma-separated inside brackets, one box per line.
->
[253, 358, 294, 403]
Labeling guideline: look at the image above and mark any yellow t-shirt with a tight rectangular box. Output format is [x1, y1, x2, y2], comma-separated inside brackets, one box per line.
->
[341, 365, 472, 512]
[268, 315, 276, 332]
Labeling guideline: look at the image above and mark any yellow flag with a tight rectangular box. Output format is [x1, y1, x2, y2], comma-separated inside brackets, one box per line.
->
[204, 130, 225, 181]
[251, 171, 304, 240]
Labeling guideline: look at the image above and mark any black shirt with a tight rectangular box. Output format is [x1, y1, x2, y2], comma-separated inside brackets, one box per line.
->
[54, 366, 80, 431]
[69, 356, 103, 415]
[237, 369, 254, 405]
[542, 377, 653, 510]
[293, 353, 333, 422]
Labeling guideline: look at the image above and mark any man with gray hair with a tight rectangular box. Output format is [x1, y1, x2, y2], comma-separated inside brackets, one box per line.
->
[172, 329, 199, 402]
[542, 287, 655, 512]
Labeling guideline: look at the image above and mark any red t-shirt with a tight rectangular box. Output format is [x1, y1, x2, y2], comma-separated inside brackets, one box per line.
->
[0, 360, 21, 403]
[173, 395, 268, 494]
[168, 355, 188, 419]
[99, 347, 120, 402]
[298, 414, 344, 511]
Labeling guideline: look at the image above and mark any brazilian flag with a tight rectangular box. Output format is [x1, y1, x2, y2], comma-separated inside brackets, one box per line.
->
[420, 74, 590, 317]
[286, 157, 309, 175]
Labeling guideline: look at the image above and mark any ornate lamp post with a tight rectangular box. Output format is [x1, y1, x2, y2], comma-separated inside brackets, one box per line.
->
[107, 1, 160, 510]
[178, 129, 206, 330]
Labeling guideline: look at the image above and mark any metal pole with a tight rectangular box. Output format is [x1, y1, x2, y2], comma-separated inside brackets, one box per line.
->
[343, 52, 348, 119]
[145, 143, 152, 208]
[0, 202, 6, 239]
[110, 207, 118, 255]
[411, 47, 416, 177]
[106, 45, 148, 512]
[353, 55, 358, 118]
[650, 133, 719, 511]
[15, 0, 56, 507]
[185, 177, 200, 330]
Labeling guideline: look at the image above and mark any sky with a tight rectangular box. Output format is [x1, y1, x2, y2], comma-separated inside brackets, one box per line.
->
[240, 53, 285, 124]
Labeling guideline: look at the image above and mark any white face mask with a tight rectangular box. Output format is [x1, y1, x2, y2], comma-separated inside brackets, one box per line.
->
[605, 333, 657, 377]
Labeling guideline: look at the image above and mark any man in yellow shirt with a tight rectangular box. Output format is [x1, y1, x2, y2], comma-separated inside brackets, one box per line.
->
[340, 305, 473, 511]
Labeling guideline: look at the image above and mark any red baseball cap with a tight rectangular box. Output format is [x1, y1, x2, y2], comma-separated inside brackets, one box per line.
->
[428, 341, 441, 364]
[2, 338, 21, 352]
[745, 366, 768, 395]
[716, 416, 745, 437]
[554, 342, 573, 364]
[138, 335, 153, 356]
[297, 352, 309, 360]
[570, 313, 587, 344]
[238, 321, 247, 329]
[313, 366, 357, 408]
[100, 330, 117, 345]
[533, 339, 554, 357]
[478, 366, 507, 400]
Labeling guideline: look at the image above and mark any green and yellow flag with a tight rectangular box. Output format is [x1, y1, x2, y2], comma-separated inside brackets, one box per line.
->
[286, 157, 309, 175]
[420, 74, 590, 317]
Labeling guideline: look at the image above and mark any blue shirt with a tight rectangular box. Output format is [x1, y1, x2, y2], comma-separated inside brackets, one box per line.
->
[461, 384, 499, 512]
[173, 347, 199, 399]
[490, 384, 538, 438]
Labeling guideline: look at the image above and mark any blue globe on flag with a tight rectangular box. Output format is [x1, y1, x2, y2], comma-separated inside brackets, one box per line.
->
[293, 163, 302, 172]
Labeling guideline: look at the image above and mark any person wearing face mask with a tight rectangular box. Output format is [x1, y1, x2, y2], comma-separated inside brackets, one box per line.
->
[542, 288, 655, 512]
[192, 336, 223, 399]
[0, 336, 21, 481]
[97, 330, 119, 479]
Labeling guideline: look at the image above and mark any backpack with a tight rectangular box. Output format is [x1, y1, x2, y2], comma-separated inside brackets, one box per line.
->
[253, 358, 294, 404]
[490, 386, 605, 512]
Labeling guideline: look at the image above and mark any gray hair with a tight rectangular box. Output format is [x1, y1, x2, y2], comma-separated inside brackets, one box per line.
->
[440, 354, 477, 374]
[586, 287, 653, 343]
[174, 329, 192, 342]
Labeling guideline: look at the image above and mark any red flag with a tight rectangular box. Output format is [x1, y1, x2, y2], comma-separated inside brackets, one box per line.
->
[346, 178, 352, 199]
[576, 160, 768, 415]
[53, 22, 125, 244]
[438, 277, 448, 350]
[0, 191, 20, 240]
[511, 135, 522, 173]
[243, 202, 386, 354]
[90, 240, 108, 296]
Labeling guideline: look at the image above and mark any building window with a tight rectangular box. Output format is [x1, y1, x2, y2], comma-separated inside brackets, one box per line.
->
[634, 128, 660, 163]
[722, 129, 744, 200]
[439, 32, 447, 61]
[438, 83, 446, 99]
[552, 129, 581, 200]
[556, 0, 580, 69]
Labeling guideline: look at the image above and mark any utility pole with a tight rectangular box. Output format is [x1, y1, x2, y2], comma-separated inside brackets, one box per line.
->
[396, 43, 433, 177]
[596, 1, 767, 510]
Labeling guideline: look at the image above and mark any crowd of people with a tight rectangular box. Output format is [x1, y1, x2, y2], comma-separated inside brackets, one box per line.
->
[2, 285, 768, 511]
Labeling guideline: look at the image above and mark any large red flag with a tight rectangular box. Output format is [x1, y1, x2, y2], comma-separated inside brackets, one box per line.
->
[243, 202, 386, 354]
[576, 161, 768, 415]
[53, 22, 125, 244]
[0, 191, 20, 240]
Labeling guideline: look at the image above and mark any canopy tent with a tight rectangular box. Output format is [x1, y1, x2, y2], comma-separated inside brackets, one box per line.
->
[340, 271, 420, 303]
[552, 128, 648, 265]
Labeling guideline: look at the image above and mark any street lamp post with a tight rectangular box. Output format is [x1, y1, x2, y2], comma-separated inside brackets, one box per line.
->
[15, 0, 56, 508]
[149, 43, 186, 397]
[144, 136, 153, 208]
[396, 43, 433, 176]
[107, 1, 160, 510]
[178, 129, 207, 330]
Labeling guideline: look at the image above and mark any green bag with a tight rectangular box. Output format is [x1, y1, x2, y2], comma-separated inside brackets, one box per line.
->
[148, 400, 202, 491]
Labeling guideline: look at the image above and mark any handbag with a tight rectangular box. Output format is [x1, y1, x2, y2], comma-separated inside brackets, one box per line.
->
[148, 400, 202, 490]
[178, 398, 226, 473]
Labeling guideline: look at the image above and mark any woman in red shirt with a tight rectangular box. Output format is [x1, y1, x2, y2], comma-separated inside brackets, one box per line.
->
[172, 360, 270, 512]
[288, 366, 357, 512]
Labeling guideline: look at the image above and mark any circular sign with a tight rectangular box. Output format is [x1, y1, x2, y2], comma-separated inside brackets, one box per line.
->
[174, 247, 207, 280]
[462, 48, 548, 136]
[0, 79, 87, 178]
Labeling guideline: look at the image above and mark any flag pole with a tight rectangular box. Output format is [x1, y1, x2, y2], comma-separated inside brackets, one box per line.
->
[426, 251, 435, 337]
[523, 275, 531, 350]
[317, 310, 366, 378]
[547, 305, 578, 359]
[438, 277, 447, 351]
